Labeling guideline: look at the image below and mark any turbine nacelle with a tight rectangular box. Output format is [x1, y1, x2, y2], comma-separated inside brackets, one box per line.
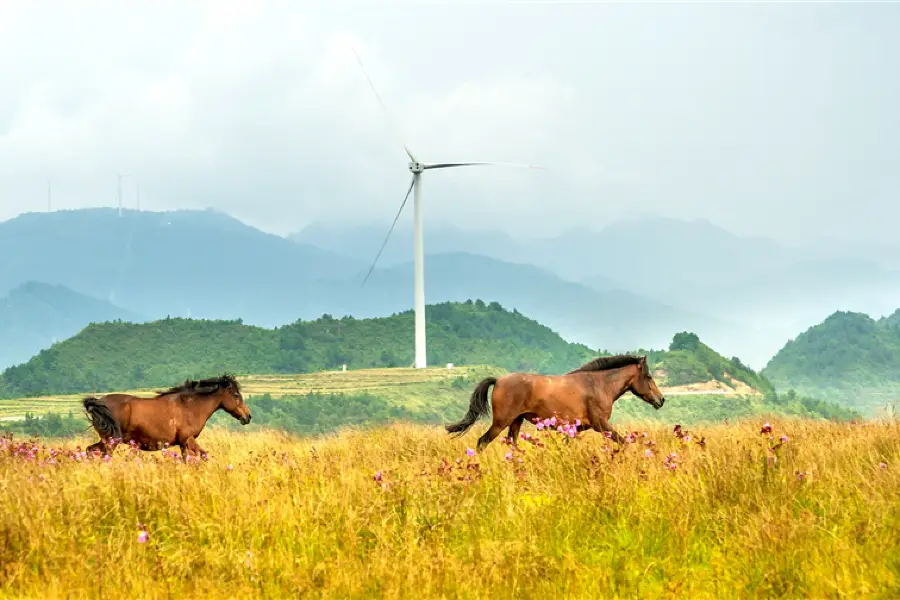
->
[408, 162, 425, 174]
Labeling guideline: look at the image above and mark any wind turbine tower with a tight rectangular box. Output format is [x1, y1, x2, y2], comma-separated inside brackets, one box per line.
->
[354, 49, 542, 369]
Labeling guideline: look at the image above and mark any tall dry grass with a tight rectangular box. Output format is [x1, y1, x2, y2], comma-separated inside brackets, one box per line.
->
[1, 418, 898, 599]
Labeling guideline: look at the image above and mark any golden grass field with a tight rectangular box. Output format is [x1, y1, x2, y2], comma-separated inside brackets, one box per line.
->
[1, 417, 899, 599]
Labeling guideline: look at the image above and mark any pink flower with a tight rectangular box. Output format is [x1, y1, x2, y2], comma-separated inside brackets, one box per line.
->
[226, 464, 233, 471]
[644, 449, 653, 458]
[880, 462, 888, 470]
[374, 471, 383, 482]
[466, 448, 475, 457]
[137, 530, 149, 543]
[780, 435, 789, 443]
[760, 422, 772, 434]
[504, 452, 513, 461]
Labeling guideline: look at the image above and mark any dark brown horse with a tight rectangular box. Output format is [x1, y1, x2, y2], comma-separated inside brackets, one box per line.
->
[446, 355, 665, 451]
[82, 374, 251, 458]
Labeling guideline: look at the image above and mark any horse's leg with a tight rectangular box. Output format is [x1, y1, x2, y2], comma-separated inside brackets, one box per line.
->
[587, 401, 624, 444]
[477, 422, 507, 452]
[182, 436, 208, 460]
[594, 417, 624, 444]
[86, 440, 107, 455]
[506, 416, 525, 447]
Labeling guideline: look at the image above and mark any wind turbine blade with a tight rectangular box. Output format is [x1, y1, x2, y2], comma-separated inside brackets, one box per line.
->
[422, 162, 545, 170]
[360, 176, 416, 288]
[351, 47, 417, 163]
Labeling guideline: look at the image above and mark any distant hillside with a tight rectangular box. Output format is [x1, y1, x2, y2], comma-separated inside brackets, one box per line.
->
[646, 331, 775, 397]
[762, 310, 900, 415]
[0, 282, 140, 370]
[0, 208, 363, 325]
[0, 301, 599, 398]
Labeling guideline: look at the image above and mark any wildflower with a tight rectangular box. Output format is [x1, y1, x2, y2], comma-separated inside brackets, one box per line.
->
[226, 464, 233, 471]
[683, 435, 692, 443]
[644, 449, 654, 458]
[549, 416, 557, 426]
[760, 422, 772, 435]
[504, 452, 513, 461]
[466, 448, 475, 457]
[137, 530, 149, 544]
[880, 462, 888, 470]
[374, 471, 383, 483]
[796, 471, 807, 481]
[780, 435, 789, 443]
[535, 422, 544, 431]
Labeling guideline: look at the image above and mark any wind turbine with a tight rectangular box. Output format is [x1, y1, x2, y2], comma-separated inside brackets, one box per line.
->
[354, 49, 542, 369]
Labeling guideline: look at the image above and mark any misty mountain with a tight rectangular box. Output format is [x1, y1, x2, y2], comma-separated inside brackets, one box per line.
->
[0, 282, 140, 370]
[0, 209, 724, 360]
[0, 208, 364, 324]
[291, 217, 786, 285]
[294, 216, 900, 367]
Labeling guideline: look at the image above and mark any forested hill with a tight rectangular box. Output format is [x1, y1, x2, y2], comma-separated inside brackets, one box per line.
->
[762, 310, 900, 414]
[645, 332, 775, 397]
[0, 301, 601, 398]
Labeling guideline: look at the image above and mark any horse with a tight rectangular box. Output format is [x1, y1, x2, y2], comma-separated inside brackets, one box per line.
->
[82, 373, 252, 458]
[445, 354, 666, 451]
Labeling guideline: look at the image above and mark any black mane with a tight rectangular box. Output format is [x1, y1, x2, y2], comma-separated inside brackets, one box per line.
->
[155, 373, 240, 397]
[566, 354, 647, 376]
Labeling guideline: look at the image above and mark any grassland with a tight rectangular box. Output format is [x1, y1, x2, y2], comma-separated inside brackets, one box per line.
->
[1, 418, 898, 598]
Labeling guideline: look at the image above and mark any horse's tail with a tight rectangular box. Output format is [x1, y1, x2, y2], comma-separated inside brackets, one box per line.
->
[82, 397, 122, 440]
[445, 377, 497, 437]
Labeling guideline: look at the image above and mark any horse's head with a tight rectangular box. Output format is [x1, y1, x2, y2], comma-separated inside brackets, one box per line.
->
[630, 356, 666, 410]
[204, 375, 252, 425]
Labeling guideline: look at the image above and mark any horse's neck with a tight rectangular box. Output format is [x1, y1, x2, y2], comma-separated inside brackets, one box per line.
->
[180, 394, 221, 420]
[600, 366, 636, 400]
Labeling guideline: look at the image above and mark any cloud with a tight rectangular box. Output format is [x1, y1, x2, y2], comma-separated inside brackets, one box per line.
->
[0, 1, 898, 241]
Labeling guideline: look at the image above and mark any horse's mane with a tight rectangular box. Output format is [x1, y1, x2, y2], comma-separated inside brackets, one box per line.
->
[155, 373, 241, 397]
[566, 354, 648, 376]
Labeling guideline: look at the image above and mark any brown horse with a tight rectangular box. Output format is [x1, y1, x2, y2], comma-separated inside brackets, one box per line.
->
[446, 355, 665, 451]
[82, 374, 251, 458]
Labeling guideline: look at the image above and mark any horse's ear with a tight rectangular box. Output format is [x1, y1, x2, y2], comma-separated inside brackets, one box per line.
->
[639, 355, 647, 364]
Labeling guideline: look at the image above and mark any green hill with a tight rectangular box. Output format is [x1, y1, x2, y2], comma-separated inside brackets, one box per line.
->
[762, 310, 900, 415]
[644, 332, 775, 396]
[0, 301, 600, 398]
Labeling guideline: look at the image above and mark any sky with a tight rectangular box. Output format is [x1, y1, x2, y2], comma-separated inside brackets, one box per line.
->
[0, 0, 898, 242]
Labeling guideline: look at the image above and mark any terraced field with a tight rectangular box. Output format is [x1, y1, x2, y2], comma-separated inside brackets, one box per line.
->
[0, 366, 496, 419]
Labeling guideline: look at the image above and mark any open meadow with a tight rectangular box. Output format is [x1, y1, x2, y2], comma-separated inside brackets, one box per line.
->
[1, 417, 899, 599]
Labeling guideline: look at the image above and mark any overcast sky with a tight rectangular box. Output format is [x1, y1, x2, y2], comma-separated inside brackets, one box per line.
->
[1, 0, 897, 242]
